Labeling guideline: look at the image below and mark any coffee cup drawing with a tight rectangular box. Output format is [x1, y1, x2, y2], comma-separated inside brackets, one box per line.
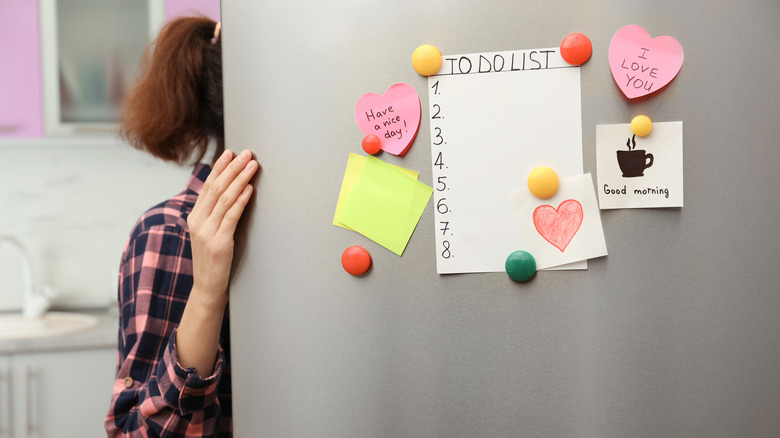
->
[617, 134, 653, 177]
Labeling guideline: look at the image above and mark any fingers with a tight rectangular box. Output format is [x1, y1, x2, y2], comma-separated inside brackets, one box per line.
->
[189, 150, 232, 224]
[201, 150, 252, 202]
[190, 149, 258, 236]
[199, 150, 253, 215]
[211, 149, 234, 179]
[210, 153, 257, 220]
[214, 183, 254, 241]
[200, 149, 233, 196]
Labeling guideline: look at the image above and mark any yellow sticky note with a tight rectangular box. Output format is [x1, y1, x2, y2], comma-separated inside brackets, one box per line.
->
[333, 153, 419, 230]
[335, 155, 432, 256]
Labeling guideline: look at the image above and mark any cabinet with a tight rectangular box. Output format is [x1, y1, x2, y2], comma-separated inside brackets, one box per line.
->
[39, 0, 165, 135]
[0, 0, 221, 138]
[0, 348, 115, 438]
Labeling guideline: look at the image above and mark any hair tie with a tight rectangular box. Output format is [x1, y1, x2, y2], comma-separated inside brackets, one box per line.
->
[211, 21, 221, 45]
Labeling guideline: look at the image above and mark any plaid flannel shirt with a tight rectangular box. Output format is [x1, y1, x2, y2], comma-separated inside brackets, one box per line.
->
[106, 164, 232, 437]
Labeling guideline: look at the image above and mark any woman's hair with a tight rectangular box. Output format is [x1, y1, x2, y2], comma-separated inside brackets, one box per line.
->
[119, 17, 223, 165]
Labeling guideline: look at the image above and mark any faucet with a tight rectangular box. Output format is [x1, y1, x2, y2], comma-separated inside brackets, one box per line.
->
[0, 235, 53, 318]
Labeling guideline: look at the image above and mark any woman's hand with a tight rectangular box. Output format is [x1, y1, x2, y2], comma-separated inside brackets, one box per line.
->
[177, 149, 258, 376]
[187, 149, 259, 305]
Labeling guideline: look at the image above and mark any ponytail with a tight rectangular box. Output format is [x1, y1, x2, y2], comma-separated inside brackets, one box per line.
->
[120, 17, 224, 165]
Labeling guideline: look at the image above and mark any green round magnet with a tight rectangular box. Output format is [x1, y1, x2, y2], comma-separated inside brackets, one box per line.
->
[505, 250, 537, 282]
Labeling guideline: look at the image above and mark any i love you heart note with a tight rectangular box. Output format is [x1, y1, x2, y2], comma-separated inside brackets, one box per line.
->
[609, 25, 684, 99]
[355, 83, 421, 156]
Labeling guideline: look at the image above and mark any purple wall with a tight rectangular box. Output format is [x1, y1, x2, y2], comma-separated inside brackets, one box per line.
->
[0, 0, 44, 137]
[165, 0, 221, 21]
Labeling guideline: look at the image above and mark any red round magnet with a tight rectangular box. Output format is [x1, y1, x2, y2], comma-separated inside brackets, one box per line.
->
[362, 135, 382, 155]
[560, 33, 592, 65]
[342, 246, 372, 276]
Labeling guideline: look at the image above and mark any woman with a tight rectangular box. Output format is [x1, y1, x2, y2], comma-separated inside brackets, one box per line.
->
[105, 17, 257, 437]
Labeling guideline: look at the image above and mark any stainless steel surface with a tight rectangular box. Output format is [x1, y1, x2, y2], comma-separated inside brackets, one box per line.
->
[223, 1, 780, 436]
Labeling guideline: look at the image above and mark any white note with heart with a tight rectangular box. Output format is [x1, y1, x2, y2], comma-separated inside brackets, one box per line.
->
[510, 173, 607, 270]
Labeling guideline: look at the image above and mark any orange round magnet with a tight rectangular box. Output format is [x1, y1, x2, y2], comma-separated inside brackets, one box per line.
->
[560, 33, 592, 66]
[362, 134, 382, 155]
[412, 44, 442, 76]
[342, 246, 372, 276]
[631, 115, 653, 137]
[527, 167, 559, 199]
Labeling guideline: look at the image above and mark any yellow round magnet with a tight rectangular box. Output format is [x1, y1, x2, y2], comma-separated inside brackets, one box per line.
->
[631, 115, 653, 137]
[412, 44, 442, 76]
[527, 167, 559, 199]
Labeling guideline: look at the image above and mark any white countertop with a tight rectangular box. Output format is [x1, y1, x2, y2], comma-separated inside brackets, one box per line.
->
[0, 309, 118, 355]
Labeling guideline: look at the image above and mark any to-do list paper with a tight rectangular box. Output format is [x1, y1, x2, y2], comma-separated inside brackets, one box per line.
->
[428, 48, 583, 274]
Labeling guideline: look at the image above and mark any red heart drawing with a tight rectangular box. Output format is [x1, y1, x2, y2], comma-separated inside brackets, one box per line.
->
[533, 199, 583, 252]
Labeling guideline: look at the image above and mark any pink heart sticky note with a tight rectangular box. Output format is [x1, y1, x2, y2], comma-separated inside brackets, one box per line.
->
[533, 199, 583, 252]
[355, 83, 421, 156]
[608, 25, 684, 99]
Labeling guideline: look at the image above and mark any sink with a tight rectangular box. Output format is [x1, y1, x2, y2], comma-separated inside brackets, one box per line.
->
[0, 311, 99, 340]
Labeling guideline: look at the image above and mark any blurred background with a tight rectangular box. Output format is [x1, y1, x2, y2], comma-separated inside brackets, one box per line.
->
[0, 0, 220, 313]
[0, 1, 219, 436]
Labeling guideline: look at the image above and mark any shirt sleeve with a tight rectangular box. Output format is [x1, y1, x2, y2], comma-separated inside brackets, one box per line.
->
[106, 225, 226, 437]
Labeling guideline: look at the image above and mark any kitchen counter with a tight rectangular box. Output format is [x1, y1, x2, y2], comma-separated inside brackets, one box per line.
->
[0, 309, 118, 354]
